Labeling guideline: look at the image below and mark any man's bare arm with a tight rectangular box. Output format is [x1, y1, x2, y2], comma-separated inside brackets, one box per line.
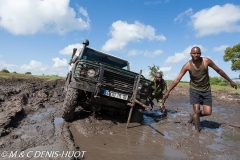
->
[207, 58, 237, 89]
[162, 63, 188, 105]
[167, 63, 188, 93]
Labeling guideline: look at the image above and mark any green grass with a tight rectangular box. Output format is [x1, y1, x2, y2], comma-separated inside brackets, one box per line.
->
[34, 75, 65, 81]
[166, 80, 240, 94]
[210, 84, 240, 94]
[1, 72, 239, 94]
[0, 72, 65, 81]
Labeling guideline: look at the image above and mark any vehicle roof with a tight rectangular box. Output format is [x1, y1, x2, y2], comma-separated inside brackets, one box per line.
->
[87, 47, 130, 64]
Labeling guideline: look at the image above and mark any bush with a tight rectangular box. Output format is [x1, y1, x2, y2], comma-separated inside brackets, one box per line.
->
[0, 68, 10, 73]
[25, 72, 32, 75]
[218, 81, 228, 86]
[210, 76, 221, 85]
[236, 81, 240, 88]
[210, 76, 228, 86]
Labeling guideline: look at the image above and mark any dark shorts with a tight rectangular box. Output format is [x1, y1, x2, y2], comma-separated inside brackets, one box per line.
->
[189, 88, 212, 107]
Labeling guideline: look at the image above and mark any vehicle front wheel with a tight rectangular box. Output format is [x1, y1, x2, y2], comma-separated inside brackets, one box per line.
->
[62, 87, 79, 121]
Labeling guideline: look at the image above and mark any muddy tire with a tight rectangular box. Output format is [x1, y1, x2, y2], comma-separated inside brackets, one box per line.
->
[130, 104, 144, 124]
[62, 87, 79, 122]
[63, 72, 71, 93]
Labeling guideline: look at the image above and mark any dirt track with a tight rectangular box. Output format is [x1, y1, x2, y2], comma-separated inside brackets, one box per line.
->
[0, 78, 240, 160]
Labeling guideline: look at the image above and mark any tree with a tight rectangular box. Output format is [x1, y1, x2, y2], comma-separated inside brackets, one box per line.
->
[148, 64, 163, 79]
[0, 68, 10, 73]
[223, 43, 240, 72]
[25, 72, 32, 75]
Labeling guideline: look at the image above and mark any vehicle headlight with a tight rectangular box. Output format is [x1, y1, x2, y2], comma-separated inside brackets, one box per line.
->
[87, 69, 96, 77]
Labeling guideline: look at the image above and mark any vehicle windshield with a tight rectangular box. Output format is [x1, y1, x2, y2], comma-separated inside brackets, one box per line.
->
[82, 48, 129, 70]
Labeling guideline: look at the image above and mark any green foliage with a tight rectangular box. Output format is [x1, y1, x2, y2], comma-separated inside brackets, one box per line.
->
[223, 43, 240, 72]
[0, 72, 63, 81]
[148, 64, 163, 79]
[0, 72, 33, 79]
[210, 76, 228, 86]
[0, 68, 10, 73]
[25, 72, 32, 75]
[218, 81, 228, 86]
[169, 80, 239, 94]
[34, 75, 64, 80]
[236, 81, 240, 88]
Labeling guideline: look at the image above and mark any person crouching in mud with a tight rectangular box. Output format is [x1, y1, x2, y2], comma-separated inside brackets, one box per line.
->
[148, 72, 167, 117]
[162, 46, 237, 132]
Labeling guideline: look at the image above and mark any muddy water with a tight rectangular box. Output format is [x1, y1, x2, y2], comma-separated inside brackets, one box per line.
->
[1, 79, 239, 160]
[72, 120, 188, 160]
[71, 100, 240, 160]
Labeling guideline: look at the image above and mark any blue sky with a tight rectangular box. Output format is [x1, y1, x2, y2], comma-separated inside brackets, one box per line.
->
[0, 0, 240, 81]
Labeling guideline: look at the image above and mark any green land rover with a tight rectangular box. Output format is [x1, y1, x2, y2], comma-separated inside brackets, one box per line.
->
[62, 39, 151, 124]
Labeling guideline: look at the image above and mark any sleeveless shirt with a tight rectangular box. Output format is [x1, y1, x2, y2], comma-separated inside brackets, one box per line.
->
[189, 57, 211, 92]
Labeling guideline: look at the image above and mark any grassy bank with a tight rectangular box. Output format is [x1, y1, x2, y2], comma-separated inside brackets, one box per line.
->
[0, 72, 64, 81]
[1, 72, 239, 94]
[166, 80, 240, 94]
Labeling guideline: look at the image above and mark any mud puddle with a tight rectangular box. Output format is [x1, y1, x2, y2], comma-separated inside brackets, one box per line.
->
[71, 100, 240, 160]
[71, 121, 188, 160]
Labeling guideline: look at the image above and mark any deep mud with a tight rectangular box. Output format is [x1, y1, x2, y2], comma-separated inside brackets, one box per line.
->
[0, 78, 240, 160]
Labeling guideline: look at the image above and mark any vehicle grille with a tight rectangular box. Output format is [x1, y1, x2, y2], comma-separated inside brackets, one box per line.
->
[102, 70, 135, 93]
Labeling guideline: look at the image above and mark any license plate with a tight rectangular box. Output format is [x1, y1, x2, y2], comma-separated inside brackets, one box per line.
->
[103, 90, 128, 100]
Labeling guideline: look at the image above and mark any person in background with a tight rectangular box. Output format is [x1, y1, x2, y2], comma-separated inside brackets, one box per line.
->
[148, 72, 168, 117]
[162, 46, 237, 132]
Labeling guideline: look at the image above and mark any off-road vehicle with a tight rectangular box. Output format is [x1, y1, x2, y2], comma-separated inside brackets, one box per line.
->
[62, 39, 151, 124]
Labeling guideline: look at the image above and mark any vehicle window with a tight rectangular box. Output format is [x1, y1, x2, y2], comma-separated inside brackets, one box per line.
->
[82, 48, 129, 69]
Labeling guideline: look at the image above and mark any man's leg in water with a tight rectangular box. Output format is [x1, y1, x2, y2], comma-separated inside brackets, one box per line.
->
[192, 104, 212, 132]
[199, 105, 212, 117]
[188, 104, 212, 123]
[193, 104, 201, 132]
[189, 88, 212, 125]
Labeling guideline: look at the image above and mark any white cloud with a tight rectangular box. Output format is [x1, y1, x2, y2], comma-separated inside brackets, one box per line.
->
[150, 50, 163, 57]
[52, 57, 68, 68]
[102, 20, 166, 52]
[60, 43, 83, 55]
[21, 60, 48, 71]
[0, 0, 90, 35]
[190, 3, 240, 37]
[0, 59, 18, 72]
[165, 52, 187, 63]
[79, 5, 89, 17]
[213, 45, 229, 52]
[142, 66, 171, 79]
[165, 45, 204, 63]
[128, 50, 142, 56]
[174, 8, 193, 22]
[164, 72, 180, 81]
[142, 70, 150, 79]
[127, 49, 163, 58]
[0, 56, 68, 76]
[161, 67, 171, 72]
